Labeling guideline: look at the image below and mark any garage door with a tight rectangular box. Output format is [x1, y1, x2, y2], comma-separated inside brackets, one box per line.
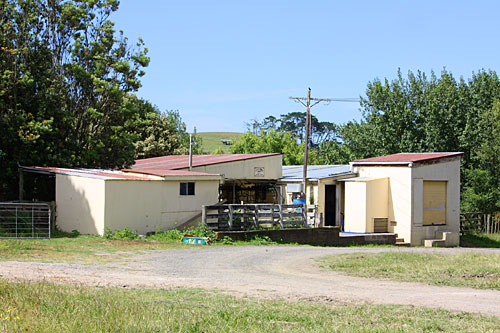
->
[423, 181, 447, 225]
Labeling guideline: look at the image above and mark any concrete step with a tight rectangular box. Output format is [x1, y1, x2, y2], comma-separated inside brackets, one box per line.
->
[395, 242, 411, 247]
[396, 238, 405, 243]
[424, 239, 446, 248]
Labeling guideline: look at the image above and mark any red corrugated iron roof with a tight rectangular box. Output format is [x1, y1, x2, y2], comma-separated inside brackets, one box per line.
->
[24, 166, 163, 180]
[124, 169, 219, 177]
[127, 153, 281, 173]
[352, 152, 463, 164]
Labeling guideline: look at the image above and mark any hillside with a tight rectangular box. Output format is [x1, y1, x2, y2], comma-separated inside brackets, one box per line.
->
[197, 132, 244, 153]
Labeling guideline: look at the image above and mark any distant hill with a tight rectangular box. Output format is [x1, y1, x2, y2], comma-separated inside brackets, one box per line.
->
[197, 132, 244, 153]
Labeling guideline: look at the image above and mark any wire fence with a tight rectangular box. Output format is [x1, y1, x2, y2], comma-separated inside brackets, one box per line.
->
[0, 202, 52, 239]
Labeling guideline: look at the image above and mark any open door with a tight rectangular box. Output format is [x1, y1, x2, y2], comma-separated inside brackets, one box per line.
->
[324, 185, 336, 226]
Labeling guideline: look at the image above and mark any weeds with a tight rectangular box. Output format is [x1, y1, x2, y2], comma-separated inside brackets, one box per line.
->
[1, 281, 499, 332]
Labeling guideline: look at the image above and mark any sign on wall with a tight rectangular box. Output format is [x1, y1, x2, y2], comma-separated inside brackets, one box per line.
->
[254, 167, 265, 177]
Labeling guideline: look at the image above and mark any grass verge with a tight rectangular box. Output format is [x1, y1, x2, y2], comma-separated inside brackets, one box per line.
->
[0, 235, 187, 263]
[1, 281, 499, 332]
[318, 252, 500, 290]
[0, 227, 293, 263]
[461, 232, 500, 248]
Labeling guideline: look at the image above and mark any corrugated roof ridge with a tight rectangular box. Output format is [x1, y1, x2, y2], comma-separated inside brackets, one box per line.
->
[129, 153, 282, 170]
[353, 152, 463, 163]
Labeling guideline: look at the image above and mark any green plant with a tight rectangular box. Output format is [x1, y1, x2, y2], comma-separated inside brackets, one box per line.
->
[103, 227, 114, 239]
[149, 229, 183, 242]
[113, 227, 138, 240]
[216, 236, 234, 245]
[183, 223, 215, 239]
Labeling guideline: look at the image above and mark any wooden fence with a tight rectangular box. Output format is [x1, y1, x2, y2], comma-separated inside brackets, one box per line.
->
[202, 204, 311, 231]
[460, 212, 500, 234]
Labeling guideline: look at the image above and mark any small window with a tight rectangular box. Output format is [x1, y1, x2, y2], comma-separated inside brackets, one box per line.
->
[180, 182, 195, 196]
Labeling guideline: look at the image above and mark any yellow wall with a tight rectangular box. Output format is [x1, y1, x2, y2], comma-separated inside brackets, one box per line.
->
[344, 178, 388, 232]
[190, 155, 282, 180]
[344, 181, 367, 232]
[55, 174, 106, 234]
[366, 178, 389, 231]
[411, 159, 461, 246]
[354, 167, 413, 241]
[353, 158, 461, 246]
[56, 174, 220, 236]
[104, 179, 220, 235]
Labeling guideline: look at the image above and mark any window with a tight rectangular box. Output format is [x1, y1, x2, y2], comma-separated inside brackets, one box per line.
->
[180, 182, 195, 196]
[423, 181, 447, 225]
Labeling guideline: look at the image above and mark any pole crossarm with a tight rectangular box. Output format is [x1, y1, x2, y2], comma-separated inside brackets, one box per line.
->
[288, 89, 359, 207]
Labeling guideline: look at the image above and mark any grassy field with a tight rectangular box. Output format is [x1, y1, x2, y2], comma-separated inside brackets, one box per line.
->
[0, 235, 188, 263]
[0, 229, 292, 263]
[319, 251, 500, 290]
[1, 281, 499, 332]
[197, 132, 244, 153]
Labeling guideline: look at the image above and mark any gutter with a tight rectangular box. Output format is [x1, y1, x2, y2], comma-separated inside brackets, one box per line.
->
[350, 161, 413, 169]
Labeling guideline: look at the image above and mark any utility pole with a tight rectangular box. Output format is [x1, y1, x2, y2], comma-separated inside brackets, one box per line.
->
[289, 88, 335, 200]
[189, 133, 193, 171]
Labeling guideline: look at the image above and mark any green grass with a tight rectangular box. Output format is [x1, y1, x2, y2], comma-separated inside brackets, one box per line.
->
[197, 132, 244, 153]
[1, 281, 499, 332]
[462, 232, 500, 248]
[319, 252, 500, 290]
[0, 229, 293, 263]
[0, 234, 188, 263]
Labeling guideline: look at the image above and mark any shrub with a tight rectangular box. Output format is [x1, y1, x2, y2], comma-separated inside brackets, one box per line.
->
[149, 229, 183, 242]
[113, 227, 138, 240]
[103, 227, 114, 239]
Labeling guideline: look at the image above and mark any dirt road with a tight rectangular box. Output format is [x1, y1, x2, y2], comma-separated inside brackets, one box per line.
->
[1, 246, 499, 316]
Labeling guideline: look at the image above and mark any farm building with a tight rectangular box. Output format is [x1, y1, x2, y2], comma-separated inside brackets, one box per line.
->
[20, 153, 282, 235]
[279, 152, 462, 246]
[342, 152, 463, 246]
[278, 165, 355, 226]
[20, 152, 462, 246]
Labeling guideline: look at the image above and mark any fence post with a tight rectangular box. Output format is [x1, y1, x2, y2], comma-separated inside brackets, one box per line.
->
[254, 204, 259, 228]
[278, 204, 284, 229]
[202, 205, 207, 224]
[486, 214, 491, 234]
[302, 204, 307, 226]
[31, 206, 34, 238]
[228, 205, 233, 230]
[15, 207, 18, 238]
[48, 206, 51, 239]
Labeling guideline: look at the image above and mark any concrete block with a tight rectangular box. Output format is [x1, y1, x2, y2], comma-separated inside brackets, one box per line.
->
[424, 239, 446, 247]
[435, 231, 460, 247]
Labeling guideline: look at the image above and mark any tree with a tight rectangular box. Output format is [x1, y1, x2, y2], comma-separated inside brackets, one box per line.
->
[231, 129, 319, 165]
[0, 0, 150, 199]
[323, 68, 500, 212]
[462, 99, 500, 213]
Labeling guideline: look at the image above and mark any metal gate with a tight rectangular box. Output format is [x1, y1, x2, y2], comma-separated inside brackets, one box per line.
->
[0, 203, 51, 239]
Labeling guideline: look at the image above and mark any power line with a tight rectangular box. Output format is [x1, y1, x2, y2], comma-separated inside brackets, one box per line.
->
[288, 88, 359, 201]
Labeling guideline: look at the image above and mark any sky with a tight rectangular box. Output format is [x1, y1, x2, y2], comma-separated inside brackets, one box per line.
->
[112, 0, 500, 133]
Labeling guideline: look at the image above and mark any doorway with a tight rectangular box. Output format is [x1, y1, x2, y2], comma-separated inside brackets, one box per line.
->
[324, 185, 336, 226]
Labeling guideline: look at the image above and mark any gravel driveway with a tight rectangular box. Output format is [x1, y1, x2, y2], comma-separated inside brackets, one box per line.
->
[1, 246, 499, 316]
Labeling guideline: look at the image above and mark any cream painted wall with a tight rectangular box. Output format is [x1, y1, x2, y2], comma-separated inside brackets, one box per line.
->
[190, 155, 282, 180]
[104, 179, 220, 235]
[366, 178, 389, 232]
[411, 159, 461, 246]
[344, 182, 368, 232]
[354, 167, 413, 242]
[344, 178, 389, 232]
[353, 159, 461, 246]
[55, 174, 106, 235]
